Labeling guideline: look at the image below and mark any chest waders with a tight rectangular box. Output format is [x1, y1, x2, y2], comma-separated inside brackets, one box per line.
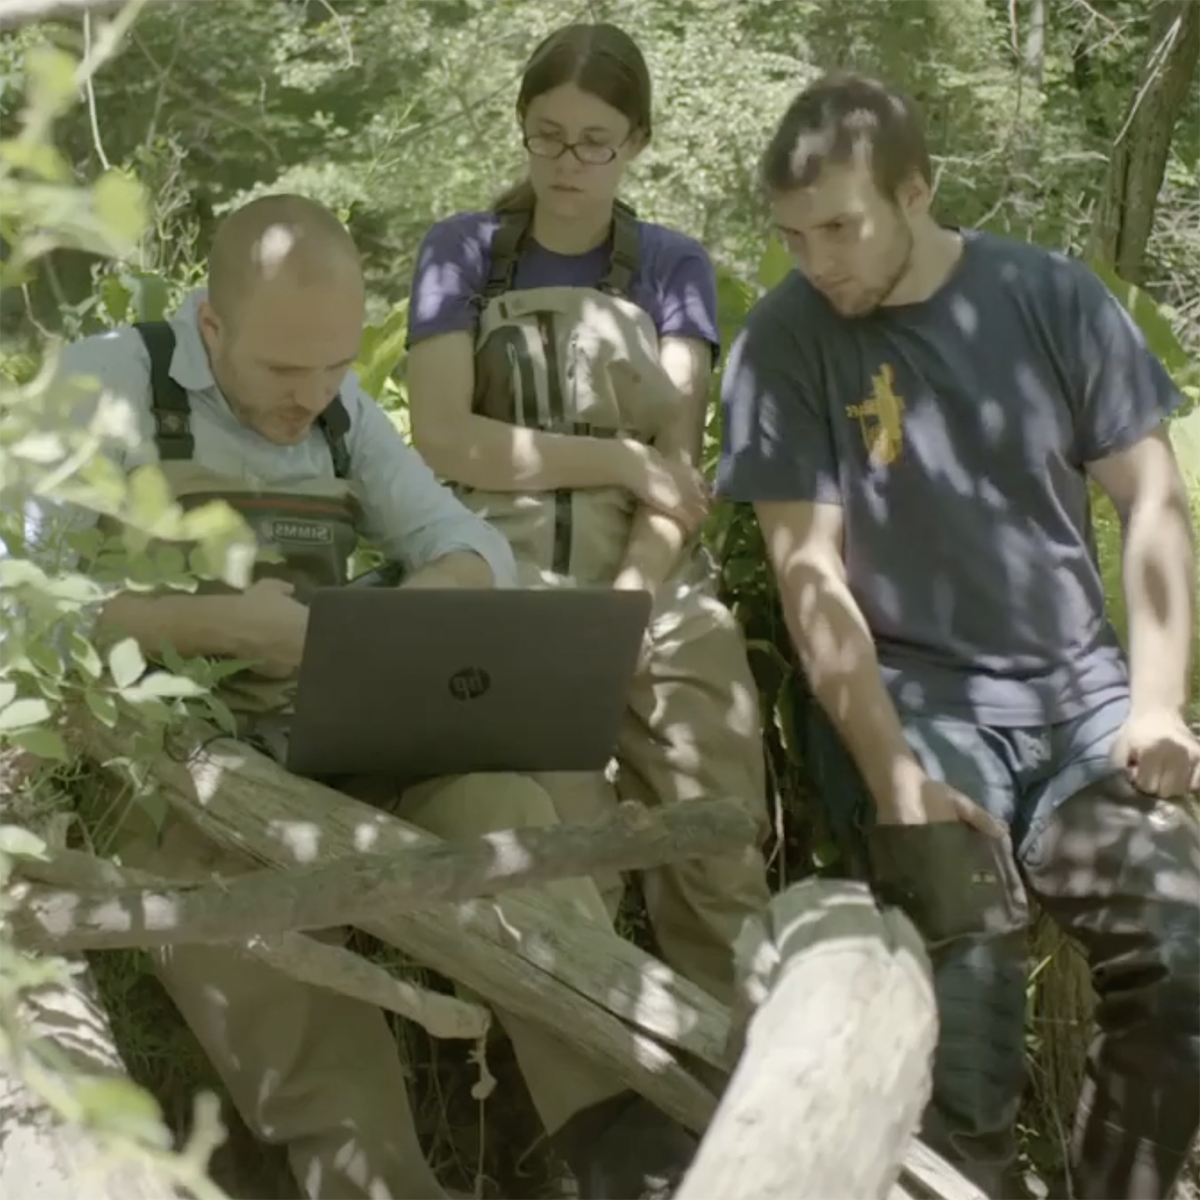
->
[459, 201, 773, 1007]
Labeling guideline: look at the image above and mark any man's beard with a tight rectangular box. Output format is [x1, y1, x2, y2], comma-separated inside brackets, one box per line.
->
[834, 224, 916, 318]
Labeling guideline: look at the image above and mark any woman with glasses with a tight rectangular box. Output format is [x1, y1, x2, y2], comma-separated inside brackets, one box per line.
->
[405, 22, 770, 1167]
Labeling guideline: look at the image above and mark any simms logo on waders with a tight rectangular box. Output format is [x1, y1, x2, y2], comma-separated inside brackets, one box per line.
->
[448, 666, 491, 700]
[270, 518, 333, 544]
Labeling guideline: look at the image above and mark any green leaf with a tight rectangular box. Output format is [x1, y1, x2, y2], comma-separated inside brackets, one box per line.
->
[85, 688, 119, 728]
[0, 681, 16, 710]
[126, 464, 177, 531]
[0, 139, 72, 182]
[0, 558, 49, 590]
[0, 825, 50, 861]
[10, 432, 66, 463]
[0, 697, 52, 732]
[68, 632, 104, 680]
[121, 671, 207, 702]
[24, 46, 77, 119]
[1089, 259, 1196, 388]
[73, 1076, 168, 1146]
[93, 170, 149, 250]
[108, 638, 146, 690]
[1169, 408, 1200, 486]
[28, 639, 65, 679]
[757, 238, 793, 292]
[204, 694, 238, 736]
[125, 271, 171, 323]
[355, 298, 411, 398]
[11, 727, 68, 761]
[100, 275, 131, 325]
[43, 573, 105, 607]
[716, 267, 756, 349]
[180, 499, 246, 542]
[134, 788, 169, 835]
[153, 545, 188, 580]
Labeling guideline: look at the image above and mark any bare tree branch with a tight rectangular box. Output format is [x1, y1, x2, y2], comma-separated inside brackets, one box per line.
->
[9, 849, 491, 1039]
[0, 0, 187, 30]
[10, 794, 756, 953]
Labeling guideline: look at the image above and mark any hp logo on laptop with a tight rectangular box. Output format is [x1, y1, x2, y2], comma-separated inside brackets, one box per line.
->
[448, 666, 491, 701]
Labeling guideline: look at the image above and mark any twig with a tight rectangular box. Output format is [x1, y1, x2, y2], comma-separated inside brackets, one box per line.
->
[310, 0, 355, 68]
[82, 11, 112, 171]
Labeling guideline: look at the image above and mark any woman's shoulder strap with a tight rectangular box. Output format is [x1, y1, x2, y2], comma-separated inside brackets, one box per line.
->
[482, 206, 532, 300]
[598, 199, 640, 298]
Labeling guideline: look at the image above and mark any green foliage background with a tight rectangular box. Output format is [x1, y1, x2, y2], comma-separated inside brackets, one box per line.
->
[1, 1, 1197, 1196]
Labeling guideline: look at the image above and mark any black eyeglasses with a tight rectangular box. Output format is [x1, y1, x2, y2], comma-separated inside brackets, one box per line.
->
[522, 132, 620, 166]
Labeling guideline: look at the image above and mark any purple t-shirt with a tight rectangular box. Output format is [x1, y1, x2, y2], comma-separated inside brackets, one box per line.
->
[406, 210, 720, 354]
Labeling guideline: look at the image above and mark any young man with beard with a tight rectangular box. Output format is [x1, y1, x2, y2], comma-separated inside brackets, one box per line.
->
[717, 73, 1200, 1200]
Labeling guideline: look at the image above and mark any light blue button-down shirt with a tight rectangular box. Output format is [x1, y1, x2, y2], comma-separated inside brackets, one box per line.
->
[24, 290, 517, 587]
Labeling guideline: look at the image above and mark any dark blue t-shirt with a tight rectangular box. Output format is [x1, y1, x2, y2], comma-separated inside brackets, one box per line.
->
[717, 230, 1183, 726]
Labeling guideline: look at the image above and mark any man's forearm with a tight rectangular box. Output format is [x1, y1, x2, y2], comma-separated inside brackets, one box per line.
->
[401, 550, 496, 589]
[99, 593, 244, 660]
[1122, 486, 1197, 714]
[782, 561, 918, 805]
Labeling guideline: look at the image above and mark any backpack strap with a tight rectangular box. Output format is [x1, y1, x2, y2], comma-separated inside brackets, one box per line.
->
[482, 206, 533, 300]
[598, 199, 641, 298]
[317, 395, 352, 480]
[134, 321, 194, 461]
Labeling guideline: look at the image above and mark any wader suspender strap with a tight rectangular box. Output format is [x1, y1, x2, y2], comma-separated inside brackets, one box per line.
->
[136, 320, 194, 460]
[599, 199, 640, 297]
[133, 322, 353, 479]
[481, 198, 642, 303]
[482, 209, 530, 300]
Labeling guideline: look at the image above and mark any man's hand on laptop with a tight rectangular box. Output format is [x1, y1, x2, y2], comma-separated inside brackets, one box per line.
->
[232, 577, 309, 679]
[400, 551, 495, 590]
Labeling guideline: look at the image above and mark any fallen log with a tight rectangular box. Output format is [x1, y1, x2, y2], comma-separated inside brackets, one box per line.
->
[676, 877, 983, 1200]
[9, 847, 491, 1041]
[0, 952, 188, 1200]
[9, 794, 756, 952]
[74, 709, 736, 1131]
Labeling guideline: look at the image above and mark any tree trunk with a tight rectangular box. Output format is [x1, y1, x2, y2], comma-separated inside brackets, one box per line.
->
[1025, 0, 1046, 88]
[675, 878, 985, 1200]
[0, 956, 184, 1200]
[1087, 0, 1200, 282]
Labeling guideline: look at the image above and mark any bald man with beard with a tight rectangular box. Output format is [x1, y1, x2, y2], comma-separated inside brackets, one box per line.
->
[34, 195, 701, 1200]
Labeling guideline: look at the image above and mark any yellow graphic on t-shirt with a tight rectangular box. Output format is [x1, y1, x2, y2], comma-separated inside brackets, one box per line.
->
[845, 363, 905, 466]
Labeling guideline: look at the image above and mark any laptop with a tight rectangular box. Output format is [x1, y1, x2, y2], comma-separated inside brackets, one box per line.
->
[284, 586, 652, 782]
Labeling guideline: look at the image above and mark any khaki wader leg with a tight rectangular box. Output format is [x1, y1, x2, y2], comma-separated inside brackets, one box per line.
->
[116, 813, 448, 1200]
[397, 771, 627, 1136]
[615, 586, 772, 1008]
